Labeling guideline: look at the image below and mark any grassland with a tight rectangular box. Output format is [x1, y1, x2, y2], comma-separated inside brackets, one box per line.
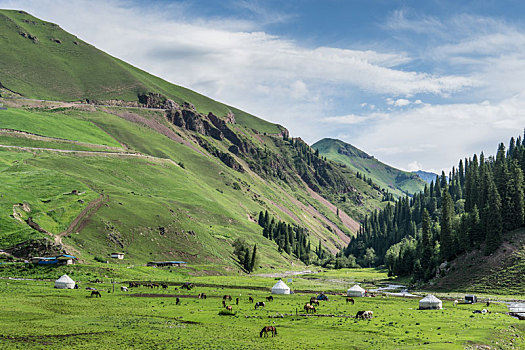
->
[0, 267, 523, 350]
[313, 138, 426, 197]
[0, 10, 282, 134]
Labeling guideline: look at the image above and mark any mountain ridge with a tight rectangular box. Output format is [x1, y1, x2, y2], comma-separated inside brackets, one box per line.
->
[312, 138, 426, 198]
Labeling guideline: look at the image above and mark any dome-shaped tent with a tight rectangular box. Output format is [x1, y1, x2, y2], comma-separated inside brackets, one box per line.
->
[271, 280, 290, 294]
[347, 284, 366, 297]
[419, 294, 442, 310]
[54, 274, 76, 289]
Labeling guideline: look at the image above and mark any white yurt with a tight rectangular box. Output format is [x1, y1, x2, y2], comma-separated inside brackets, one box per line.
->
[271, 279, 291, 294]
[54, 274, 76, 289]
[347, 284, 366, 297]
[419, 294, 442, 310]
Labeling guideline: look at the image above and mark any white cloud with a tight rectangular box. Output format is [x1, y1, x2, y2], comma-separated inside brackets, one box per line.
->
[394, 98, 410, 107]
[351, 95, 525, 172]
[407, 161, 423, 172]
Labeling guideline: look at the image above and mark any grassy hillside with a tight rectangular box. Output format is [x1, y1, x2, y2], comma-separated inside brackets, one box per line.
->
[0, 102, 388, 270]
[431, 228, 525, 295]
[312, 138, 426, 197]
[0, 9, 280, 134]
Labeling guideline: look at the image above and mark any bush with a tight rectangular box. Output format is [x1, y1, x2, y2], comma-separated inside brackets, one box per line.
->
[218, 309, 235, 316]
[94, 256, 107, 263]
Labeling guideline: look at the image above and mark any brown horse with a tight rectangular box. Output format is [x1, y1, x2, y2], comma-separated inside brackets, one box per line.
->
[346, 297, 355, 305]
[223, 295, 232, 301]
[304, 303, 316, 313]
[248, 296, 254, 303]
[91, 291, 102, 298]
[266, 296, 274, 302]
[260, 326, 277, 337]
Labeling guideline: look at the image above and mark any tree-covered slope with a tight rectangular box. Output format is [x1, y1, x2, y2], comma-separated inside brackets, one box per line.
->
[312, 138, 426, 197]
[0, 9, 280, 134]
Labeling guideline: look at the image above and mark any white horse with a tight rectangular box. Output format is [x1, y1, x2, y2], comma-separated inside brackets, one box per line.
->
[453, 299, 458, 307]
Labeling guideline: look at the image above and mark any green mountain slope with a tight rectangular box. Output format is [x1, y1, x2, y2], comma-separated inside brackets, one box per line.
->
[312, 138, 426, 197]
[0, 11, 394, 271]
[0, 9, 280, 134]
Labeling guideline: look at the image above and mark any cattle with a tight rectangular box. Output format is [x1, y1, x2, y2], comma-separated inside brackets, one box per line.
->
[161, 284, 168, 289]
[310, 300, 319, 306]
[226, 305, 233, 311]
[248, 296, 254, 303]
[198, 293, 207, 299]
[453, 299, 459, 307]
[223, 295, 232, 301]
[121, 286, 128, 292]
[255, 302, 265, 309]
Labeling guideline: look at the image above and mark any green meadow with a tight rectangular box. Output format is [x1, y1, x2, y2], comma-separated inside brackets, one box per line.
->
[0, 267, 523, 350]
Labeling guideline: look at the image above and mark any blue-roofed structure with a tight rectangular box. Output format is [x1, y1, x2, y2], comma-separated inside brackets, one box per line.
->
[31, 254, 77, 265]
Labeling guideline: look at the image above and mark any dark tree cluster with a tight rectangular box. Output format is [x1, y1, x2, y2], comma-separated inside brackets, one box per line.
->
[258, 210, 311, 264]
[233, 238, 257, 273]
[345, 134, 525, 281]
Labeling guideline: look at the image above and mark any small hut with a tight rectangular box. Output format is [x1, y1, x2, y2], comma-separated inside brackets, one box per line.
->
[347, 284, 366, 297]
[419, 294, 442, 310]
[271, 280, 291, 294]
[111, 252, 125, 259]
[54, 274, 76, 289]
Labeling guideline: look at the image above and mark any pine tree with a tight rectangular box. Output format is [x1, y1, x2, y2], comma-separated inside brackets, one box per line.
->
[250, 244, 257, 272]
[509, 160, 524, 228]
[484, 177, 502, 255]
[420, 209, 433, 280]
[440, 189, 455, 261]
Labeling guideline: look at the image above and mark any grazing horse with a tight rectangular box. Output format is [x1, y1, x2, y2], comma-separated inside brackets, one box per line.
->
[304, 303, 316, 313]
[346, 297, 355, 305]
[260, 326, 277, 337]
[255, 302, 265, 309]
[226, 305, 233, 311]
[248, 296, 254, 303]
[453, 299, 459, 307]
[236, 298, 239, 305]
[176, 297, 180, 305]
[356, 310, 373, 319]
[91, 291, 102, 298]
[223, 295, 232, 301]
[266, 296, 274, 302]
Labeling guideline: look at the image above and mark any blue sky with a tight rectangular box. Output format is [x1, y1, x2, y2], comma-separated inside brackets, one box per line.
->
[2, 0, 525, 172]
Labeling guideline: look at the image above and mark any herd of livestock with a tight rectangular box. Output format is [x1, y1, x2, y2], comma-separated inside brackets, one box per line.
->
[84, 281, 376, 336]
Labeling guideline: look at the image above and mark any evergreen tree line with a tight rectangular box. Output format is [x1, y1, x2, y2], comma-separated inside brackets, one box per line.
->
[232, 238, 258, 273]
[258, 210, 312, 265]
[344, 134, 525, 281]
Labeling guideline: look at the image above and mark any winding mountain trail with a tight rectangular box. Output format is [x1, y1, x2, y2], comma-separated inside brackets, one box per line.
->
[0, 144, 178, 165]
[54, 194, 109, 258]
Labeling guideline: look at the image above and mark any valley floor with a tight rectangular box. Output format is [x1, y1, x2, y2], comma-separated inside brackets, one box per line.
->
[0, 267, 523, 349]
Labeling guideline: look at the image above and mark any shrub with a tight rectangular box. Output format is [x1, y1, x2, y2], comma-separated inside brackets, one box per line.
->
[218, 309, 235, 316]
